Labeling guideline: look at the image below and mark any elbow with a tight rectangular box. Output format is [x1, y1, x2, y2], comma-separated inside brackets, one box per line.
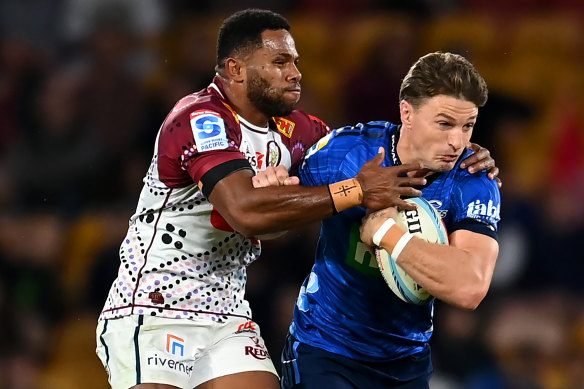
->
[222, 209, 267, 237]
[227, 215, 262, 237]
[454, 293, 484, 310]
[447, 262, 494, 310]
[451, 282, 490, 310]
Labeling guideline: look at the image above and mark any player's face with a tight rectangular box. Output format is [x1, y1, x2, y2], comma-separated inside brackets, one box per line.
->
[245, 29, 302, 117]
[402, 95, 478, 172]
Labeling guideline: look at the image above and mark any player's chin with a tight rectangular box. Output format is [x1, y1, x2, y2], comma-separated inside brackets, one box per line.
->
[434, 162, 455, 172]
[277, 101, 298, 117]
[284, 95, 300, 107]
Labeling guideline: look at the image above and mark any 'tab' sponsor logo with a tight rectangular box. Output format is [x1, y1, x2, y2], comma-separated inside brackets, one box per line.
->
[466, 199, 500, 220]
[244, 336, 271, 360]
[190, 110, 229, 152]
[166, 334, 185, 356]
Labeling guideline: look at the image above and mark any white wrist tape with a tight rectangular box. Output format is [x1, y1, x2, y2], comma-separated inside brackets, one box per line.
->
[372, 218, 396, 247]
[391, 233, 414, 260]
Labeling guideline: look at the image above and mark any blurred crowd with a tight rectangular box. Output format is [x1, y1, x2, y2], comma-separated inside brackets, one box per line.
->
[1, 1, 584, 388]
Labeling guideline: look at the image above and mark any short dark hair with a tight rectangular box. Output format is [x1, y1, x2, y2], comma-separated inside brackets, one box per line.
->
[399, 52, 488, 108]
[216, 9, 290, 69]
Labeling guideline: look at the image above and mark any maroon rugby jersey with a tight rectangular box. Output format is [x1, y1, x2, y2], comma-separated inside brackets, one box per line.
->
[99, 76, 330, 322]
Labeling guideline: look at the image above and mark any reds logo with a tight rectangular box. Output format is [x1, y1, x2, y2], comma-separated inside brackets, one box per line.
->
[245, 337, 271, 360]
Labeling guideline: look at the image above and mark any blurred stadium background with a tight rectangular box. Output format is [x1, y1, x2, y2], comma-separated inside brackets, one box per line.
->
[1, 1, 583, 388]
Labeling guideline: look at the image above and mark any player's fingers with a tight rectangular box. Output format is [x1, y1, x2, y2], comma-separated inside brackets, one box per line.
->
[461, 144, 492, 170]
[393, 198, 418, 211]
[397, 186, 423, 198]
[487, 166, 499, 179]
[466, 142, 481, 153]
[252, 174, 269, 188]
[263, 166, 281, 186]
[469, 159, 495, 174]
[274, 165, 291, 185]
[487, 167, 502, 187]
[284, 176, 300, 185]
[397, 176, 427, 187]
[364, 147, 386, 167]
[394, 162, 424, 175]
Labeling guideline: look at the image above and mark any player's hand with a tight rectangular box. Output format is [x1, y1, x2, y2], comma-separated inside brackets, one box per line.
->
[251, 165, 294, 240]
[355, 148, 425, 211]
[461, 143, 502, 188]
[252, 165, 299, 188]
[359, 207, 399, 246]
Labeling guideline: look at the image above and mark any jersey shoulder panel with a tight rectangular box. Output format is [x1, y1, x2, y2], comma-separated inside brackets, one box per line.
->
[450, 168, 501, 229]
[156, 87, 246, 185]
[299, 121, 397, 186]
[432, 150, 501, 232]
[273, 110, 331, 169]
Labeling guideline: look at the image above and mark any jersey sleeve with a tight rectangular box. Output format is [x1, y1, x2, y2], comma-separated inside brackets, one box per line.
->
[449, 172, 501, 239]
[299, 122, 391, 188]
[276, 110, 332, 173]
[298, 132, 335, 187]
[157, 96, 252, 197]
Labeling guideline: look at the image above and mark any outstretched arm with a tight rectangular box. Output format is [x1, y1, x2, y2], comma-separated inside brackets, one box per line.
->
[209, 148, 426, 237]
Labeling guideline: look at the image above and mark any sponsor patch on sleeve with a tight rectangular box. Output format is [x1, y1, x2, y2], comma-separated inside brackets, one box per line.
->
[190, 110, 229, 152]
[274, 117, 295, 138]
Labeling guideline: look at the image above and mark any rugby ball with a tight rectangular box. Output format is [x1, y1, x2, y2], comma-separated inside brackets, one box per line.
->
[375, 197, 448, 305]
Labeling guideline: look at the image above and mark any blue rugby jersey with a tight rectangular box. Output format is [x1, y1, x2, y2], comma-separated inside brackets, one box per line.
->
[289, 121, 500, 362]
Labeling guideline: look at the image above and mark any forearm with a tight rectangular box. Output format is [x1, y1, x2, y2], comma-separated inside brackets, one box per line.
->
[393, 240, 490, 309]
[209, 171, 335, 236]
[237, 184, 334, 235]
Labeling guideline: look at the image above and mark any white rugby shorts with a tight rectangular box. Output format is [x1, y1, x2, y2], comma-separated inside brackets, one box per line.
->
[96, 315, 278, 388]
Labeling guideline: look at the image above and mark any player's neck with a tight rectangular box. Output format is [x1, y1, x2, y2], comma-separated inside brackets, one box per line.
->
[396, 138, 433, 178]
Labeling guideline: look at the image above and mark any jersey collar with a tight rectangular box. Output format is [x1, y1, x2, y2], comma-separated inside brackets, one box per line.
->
[389, 125, 402, 166]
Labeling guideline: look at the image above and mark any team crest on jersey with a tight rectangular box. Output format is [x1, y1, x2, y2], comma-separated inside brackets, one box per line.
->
[267, 140, 281, 167]
[190, 110, 229, 152]
[274, 117, 295, 138]
[428, 199, 448, 218]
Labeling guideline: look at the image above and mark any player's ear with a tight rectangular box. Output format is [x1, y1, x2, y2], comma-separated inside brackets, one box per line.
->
[400, 100, 413, 127]
[225, 57, 245, 83]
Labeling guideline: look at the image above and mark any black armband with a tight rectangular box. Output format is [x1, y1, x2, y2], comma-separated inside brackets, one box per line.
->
[449, 219, 498, 241]
[200, 159, 253, 198]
